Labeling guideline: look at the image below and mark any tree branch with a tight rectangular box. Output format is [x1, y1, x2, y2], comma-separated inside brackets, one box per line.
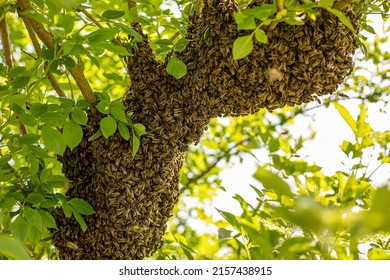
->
[0, 14, 13, 69]
[17, 0, 97, 104]
[80, 9, 103, 28]
[126, 0, 136, 10]
[1, 11, 28, 135]
[19, 14, 67, 97]
[47, 69, 66, 97]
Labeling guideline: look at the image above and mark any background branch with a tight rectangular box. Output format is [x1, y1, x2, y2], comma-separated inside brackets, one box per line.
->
[1, 11, 28, 135]
[0, 14, 13, 69]
[17, 0, 96, 104]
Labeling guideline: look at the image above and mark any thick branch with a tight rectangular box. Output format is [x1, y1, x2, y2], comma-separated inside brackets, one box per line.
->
[17, 0, 96, 104]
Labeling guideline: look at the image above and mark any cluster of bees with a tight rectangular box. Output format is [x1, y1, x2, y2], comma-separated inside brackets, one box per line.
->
[54, 0, 359, 259]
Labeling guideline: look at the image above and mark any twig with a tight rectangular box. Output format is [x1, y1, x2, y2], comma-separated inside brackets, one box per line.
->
[80, 9, 103, 28]
[126, 0, 137, 10]
[47, 69, 66, 97]
[186, 140, 247, 185]
[17, 0, 97, 104]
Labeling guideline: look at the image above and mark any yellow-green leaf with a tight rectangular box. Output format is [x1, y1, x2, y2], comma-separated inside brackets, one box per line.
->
[233, 35, 253, 60]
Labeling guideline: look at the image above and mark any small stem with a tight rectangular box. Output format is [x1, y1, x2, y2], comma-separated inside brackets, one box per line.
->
[47, 69, 66, 97]
[276, 0, 284, 11]
[126, 0, 136, 10]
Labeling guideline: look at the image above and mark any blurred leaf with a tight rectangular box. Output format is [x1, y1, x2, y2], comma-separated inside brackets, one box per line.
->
[216, 209, 242, 233]
[333, 102, 356, 136]
[368, 248, 389, 260]
[0, 234, 31, 260]
[253, 167, 294, 198]
[102, 10, 125, 19]
[10, 215, 30, 242]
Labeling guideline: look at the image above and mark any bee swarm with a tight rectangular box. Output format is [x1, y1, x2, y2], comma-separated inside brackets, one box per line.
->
[54, 0, 359, 259]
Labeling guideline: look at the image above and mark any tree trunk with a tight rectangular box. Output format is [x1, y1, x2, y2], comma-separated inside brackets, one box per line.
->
[53, 0, 358, 259]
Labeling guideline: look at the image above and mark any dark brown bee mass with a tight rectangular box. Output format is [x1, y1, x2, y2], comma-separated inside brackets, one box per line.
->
[54, 0, 359, 259]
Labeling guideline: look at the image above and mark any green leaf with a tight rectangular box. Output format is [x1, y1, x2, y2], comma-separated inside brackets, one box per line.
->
[102, 10, 125, 19]
[113, 23, 142, 42]
[318, 0, 335, 8]
[368, 248, 389, 260]
[41, 126, 67, 155]
[0, 234, 31, 260]
[252, 4, 277, 21]
[71, 107, 88, 125]
[62, 202, 73, 218]
[41, 48, 55, 60]
[111, 107, 129, 124]
[255, 28, 268, 44]
[154, 39, 174, 46]
[253, 167, 294, 198]
[68, 198, 95, 215]
[23, 206, 43, 230]
[166, 56, 187, 79]
[11, 76, 31, 89]
[333, 102, 357, 136]
[132, 134, 140, 158]
[118, 122, 130, 140]
[218, 228, 233, 240]
[46, 0, 83, 10]
[10, 215, 30, 242]
[86, 27, 120, 42]
[96, 100, 111, 114]
[216, 209, 242, 233]
[234, 13, 256, 30]
[73, 211, 87, 232]
[327, 8, 355, 31]
[26, 193, 45, 206]
[97, 42, 131, 56]
[63, 120, 83, 149]
[88, 129, 103, 141]
[174, 38, 189, 52]
[133, 123, 147, 137]
[38, 210, 57, 229]
[19, 134, 40, 144]
[233, 35, 253, 60]
[100, 115, 117, 138]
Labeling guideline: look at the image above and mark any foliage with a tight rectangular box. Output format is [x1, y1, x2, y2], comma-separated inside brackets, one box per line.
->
[0, 0, 389, 259]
